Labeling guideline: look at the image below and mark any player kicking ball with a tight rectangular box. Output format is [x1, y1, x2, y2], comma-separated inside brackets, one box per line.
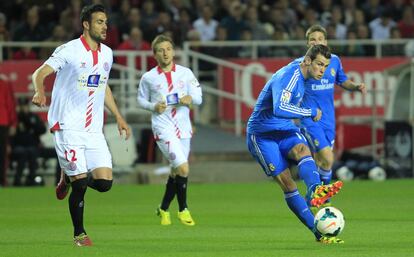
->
[246, 44, 343, 244]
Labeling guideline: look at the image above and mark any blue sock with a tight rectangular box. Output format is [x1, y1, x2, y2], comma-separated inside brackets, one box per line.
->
[284, 190, 315, 232]
[297, 156, 321, 196]
[318, 167, 332, 185]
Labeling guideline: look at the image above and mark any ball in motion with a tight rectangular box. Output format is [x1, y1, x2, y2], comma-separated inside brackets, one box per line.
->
[314, 207, 345, 237]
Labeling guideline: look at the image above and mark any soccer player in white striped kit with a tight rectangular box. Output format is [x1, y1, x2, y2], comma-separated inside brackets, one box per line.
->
[32, 4, 130, 246]
[137, 35, 202, 226]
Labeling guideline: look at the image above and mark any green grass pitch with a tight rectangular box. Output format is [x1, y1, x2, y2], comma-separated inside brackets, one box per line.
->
[1, 179, 413, 257]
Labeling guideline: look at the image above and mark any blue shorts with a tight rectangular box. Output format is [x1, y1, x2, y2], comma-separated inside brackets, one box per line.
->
[300, 121, 335, 153]
[246, 130, 308, 177]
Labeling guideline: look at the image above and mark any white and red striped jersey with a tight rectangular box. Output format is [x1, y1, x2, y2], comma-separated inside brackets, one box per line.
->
[137, 64, 202, 139]
[45, 35, 113, 133]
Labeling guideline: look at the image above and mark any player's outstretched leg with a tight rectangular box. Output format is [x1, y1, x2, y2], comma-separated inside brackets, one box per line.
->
[56, 169, 70, 200]
[310, 181, 343, 208]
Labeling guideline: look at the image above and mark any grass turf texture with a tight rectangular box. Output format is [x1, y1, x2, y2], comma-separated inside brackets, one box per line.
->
[0, 179, 413, 257]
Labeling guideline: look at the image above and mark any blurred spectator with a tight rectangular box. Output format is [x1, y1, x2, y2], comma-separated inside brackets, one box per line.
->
[237, 28, 254, 58]
[266, 8, 289, 35]
[164, 0, 189, 22]
[11, 98, 46, 186]
[0, 12, 12, 60]
[244, 6, 269, 40]
[116, 26, 155, 70]
[193, 4, 219, 42]
[220, 1, 248, 40]
[369, 10, 396, 40]
[173, 7, 194, 47]
[0, 79, 17, 187]
[362, 0, 384, 23]
[397, 7, 414, 38]
[356, 24, 375, 56]
[141, 0, 159, 41]
[341, 0, 357, 26]
[383, 27, 404, 56]
[12, 6, 47, 42]
[274, 0, 298, 29]
[119, 8, 143, 42]
[342, 29, 365, 56]
[148, 11, 176, 42]
[111, 0, 131, 27]
[330, 5, 347, 40]
[318, 0, 333, 26]
[349, 8, 366, 31]
[386, 0, 405, 22]
[300, 8, 319, 29]
[268, 26, 290, 57]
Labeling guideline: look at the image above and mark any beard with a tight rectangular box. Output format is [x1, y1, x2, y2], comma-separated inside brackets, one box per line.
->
[90, 30, 106, 43]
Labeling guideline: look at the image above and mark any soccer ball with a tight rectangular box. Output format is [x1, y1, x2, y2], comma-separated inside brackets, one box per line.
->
[314, 207, 345, 237]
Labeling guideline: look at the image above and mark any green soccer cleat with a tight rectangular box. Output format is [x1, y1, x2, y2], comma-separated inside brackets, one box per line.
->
[310, 181, 343, 208]
[317, 236, 345, 244]
[156, 207, 171, 225]
[177, 208, 195, 226]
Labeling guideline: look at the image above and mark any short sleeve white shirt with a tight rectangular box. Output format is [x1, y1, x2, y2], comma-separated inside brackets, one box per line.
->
[137, 64, 202, 139]
[45, 36, 113, 133]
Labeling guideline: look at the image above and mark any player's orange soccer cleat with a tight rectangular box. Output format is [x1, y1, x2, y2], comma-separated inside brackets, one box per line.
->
[310, 181, 343, 208]
[56, 172, 70, 200]
[73, 233, 93, 246]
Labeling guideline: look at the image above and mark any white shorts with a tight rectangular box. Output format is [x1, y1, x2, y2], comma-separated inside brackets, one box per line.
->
[156, 136, 191, 168]
[54, 130, 112, 176]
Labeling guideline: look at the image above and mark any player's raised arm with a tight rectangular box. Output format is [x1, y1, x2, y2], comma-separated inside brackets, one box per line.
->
[104, 85, 131, 140]
[32, 64, 54, 107]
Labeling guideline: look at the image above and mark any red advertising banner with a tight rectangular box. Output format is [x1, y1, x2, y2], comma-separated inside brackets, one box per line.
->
[0, 60, 55, 120]
[218, 57, 408, 150]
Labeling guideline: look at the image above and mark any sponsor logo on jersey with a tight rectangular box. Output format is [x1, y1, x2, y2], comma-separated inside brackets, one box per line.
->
[87, 74, 100, 87]
[330, 68, 336, 77]
[281, 89, 292, 103]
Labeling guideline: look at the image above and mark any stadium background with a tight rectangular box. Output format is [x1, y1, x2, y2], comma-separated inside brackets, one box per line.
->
[1, 1, 414, 256]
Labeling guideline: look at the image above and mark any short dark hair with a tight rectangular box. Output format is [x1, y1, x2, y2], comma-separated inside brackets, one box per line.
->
[305, 25, 327, 41]
[80, 4, 106, 24]
[151, 34, 174, 53]
[305, 44, 331, 61]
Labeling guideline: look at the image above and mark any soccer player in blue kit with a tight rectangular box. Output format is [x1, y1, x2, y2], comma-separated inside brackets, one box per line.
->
[298, 25, 366, 204]
[246, 44, 343, 244]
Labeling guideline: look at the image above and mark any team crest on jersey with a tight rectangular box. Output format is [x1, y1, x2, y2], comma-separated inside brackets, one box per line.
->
[104, 62, 110, 71]
[281, 90, 292, 103]
[268, 163, 275, 171]
[314, 139, 319, 147]
[169, 152, 176, 160]
[80, 62, 86, 68]
[330, 68, 335, 77]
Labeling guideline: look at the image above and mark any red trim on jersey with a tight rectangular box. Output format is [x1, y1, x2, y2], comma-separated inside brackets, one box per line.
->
[156, 63, 176, 74]
[80, 35, 100, 66]
[50, 122, 61, 132]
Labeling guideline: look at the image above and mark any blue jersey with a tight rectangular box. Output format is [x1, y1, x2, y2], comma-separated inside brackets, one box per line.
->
[294, 54, 348, 131]
[247, 61, 318, 134]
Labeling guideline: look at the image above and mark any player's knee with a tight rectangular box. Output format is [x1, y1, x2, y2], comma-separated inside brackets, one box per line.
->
[316, 152, 334, 170]
[94, 179, 113, 192]
[290, 143, 311, 160]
